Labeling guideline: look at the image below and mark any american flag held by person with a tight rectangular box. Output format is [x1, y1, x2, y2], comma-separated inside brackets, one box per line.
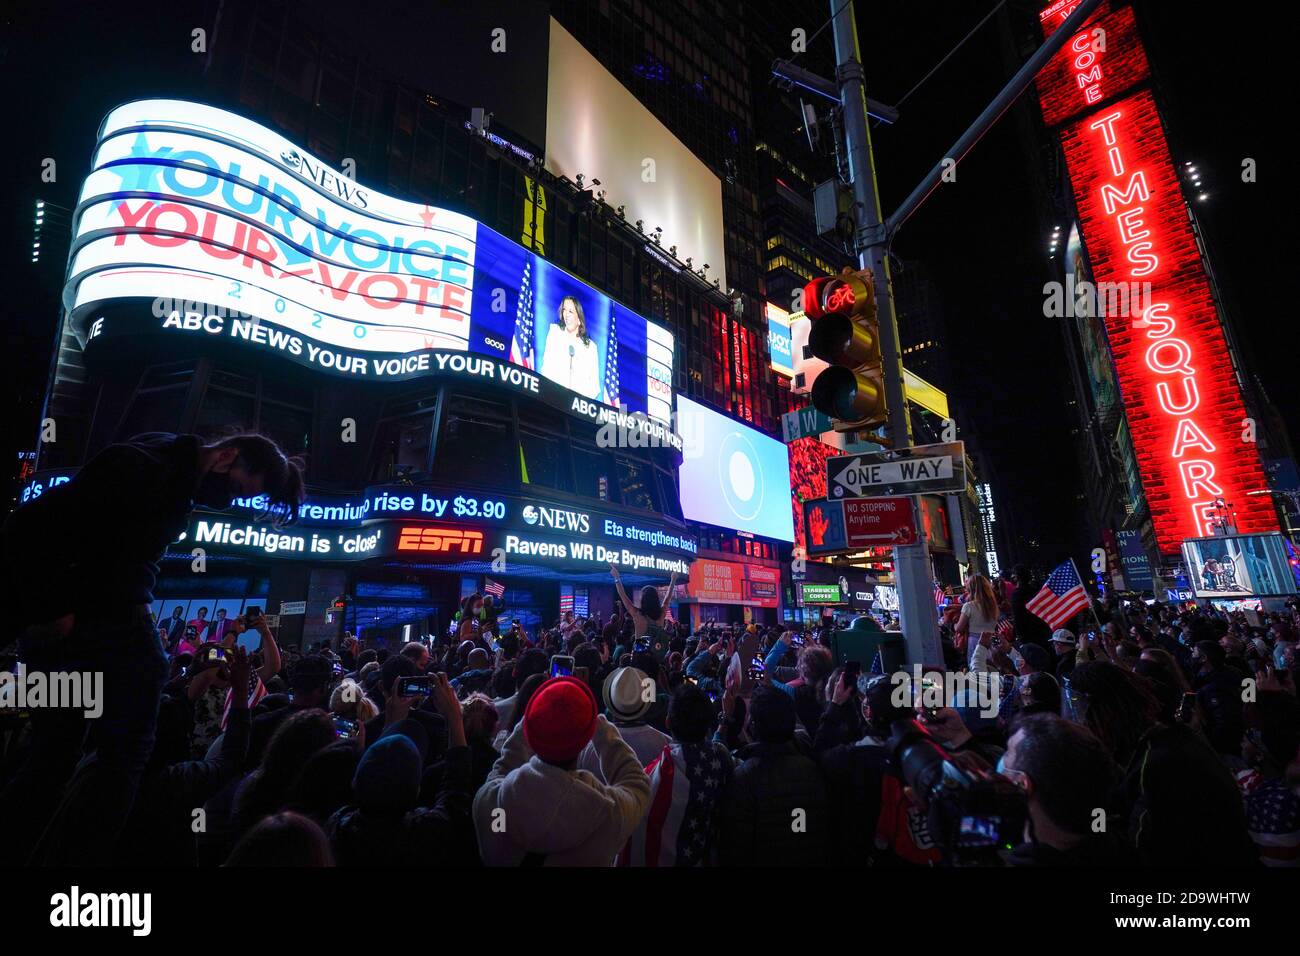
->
[484, 578, 506, 599]
[220, 671, 267, 731]
[619, 742, 730, 866]
[1025, 560, 1092, 630]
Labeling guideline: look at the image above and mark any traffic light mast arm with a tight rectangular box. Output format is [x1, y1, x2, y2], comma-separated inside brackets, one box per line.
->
[831, 0, 1106, 441]
[823, 0, 1104, 669]
[881, 0, 1106, 242]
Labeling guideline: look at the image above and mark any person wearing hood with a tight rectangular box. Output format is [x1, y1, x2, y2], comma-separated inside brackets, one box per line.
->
[720, 684, 829, 866]
[328, 673, 477, 867]
[473, 676, 651, 866]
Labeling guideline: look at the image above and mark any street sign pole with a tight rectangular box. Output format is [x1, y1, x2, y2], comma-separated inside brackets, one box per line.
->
[824, 0, 1104, 664]
[831, 0, 940, 664]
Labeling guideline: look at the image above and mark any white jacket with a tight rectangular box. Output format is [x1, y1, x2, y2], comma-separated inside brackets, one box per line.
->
[473, 716, 651, 866]
[539, 325, 602, 400]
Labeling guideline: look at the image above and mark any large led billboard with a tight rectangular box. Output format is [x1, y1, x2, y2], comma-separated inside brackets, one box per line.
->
[64, 100, 674, 423]
[545, 19, 726, 290]
[1181, 534, 1298, 599]
[676, 395, 795, 542]
[1036, 2, 1278, 553]
[766, 302, 795, 377]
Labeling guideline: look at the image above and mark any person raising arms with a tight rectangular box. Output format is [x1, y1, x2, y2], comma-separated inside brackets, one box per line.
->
[609, 564, 679, 660]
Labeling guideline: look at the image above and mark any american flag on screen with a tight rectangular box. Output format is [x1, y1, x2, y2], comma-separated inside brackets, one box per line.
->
[484, 578, 506, 599]
[1025, 561, 1092, 629]
[509, 259, 535, 368]
[603, 307, 620, 405]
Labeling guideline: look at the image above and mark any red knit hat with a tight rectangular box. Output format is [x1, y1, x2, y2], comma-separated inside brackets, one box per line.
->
[523, 676, 598, 763]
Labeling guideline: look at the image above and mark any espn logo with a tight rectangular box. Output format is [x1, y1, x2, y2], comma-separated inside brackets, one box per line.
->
[396, 526, 485, 554]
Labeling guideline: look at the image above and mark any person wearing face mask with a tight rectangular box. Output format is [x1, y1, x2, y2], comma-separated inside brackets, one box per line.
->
[0, 431, 304, 866]
[1000, 714, 1136, 866]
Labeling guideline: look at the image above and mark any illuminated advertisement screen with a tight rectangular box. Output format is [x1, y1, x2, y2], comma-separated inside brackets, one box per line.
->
[676, 395, 795, 542]
[176, 514, 693, 575]
[798, 583, 845, 606]
[686, 558, 780, 608]
[790, 436, 839, 556]
[23, 469, 699, 570]
[1181, 534, 1298, 599]
[766, 302, 795, 377]
[545, 19, 726, 290]
[1036, 2, 1277, 553]
[874, 585, 899, 611]
[64, 100, 674, 423]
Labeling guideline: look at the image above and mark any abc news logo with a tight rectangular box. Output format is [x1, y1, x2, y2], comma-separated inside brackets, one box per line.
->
[521, 505, 590, 533]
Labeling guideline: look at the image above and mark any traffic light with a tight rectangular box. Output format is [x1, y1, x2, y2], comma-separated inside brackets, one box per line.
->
[803, 267, 887, 431]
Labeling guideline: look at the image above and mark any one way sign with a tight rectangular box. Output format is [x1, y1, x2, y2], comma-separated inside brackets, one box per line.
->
[826, 441, 967, 499]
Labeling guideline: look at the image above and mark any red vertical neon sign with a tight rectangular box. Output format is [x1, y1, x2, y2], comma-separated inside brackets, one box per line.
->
[1037, 0, 1277, 554]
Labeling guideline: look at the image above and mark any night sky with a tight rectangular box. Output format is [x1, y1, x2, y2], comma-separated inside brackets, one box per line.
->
[848, 0, 1298, 565]
[2, 1, 1294, 561]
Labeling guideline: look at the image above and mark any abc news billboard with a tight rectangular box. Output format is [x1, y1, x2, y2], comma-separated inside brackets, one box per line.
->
[65, 99, 675, 424]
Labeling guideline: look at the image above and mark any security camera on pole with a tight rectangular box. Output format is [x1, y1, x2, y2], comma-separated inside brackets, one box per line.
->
[776, 0, 1106, 666]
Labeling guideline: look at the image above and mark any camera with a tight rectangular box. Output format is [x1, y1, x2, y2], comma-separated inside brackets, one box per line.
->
[887, 718, 1026, 866]
[633, 637, 651, 654]
[333, 716, 359, 738]
[550, 654, 574, 678]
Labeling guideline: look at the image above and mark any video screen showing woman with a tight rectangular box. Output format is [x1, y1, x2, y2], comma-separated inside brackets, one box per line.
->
[539, 295, 601, 400]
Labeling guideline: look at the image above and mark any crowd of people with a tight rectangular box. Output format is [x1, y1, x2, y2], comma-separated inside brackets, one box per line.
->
[0, 431, 1297, 868]
[3, 568, 1297, 867]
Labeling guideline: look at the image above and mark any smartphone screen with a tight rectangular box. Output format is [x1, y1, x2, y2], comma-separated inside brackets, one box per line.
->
[333, 716, 358, 738]
[399, 676, 431, 697]
[550, 655, 575, 678]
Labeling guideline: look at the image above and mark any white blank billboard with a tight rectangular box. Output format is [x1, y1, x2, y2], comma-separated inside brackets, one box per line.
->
[546, 18, 726, 290]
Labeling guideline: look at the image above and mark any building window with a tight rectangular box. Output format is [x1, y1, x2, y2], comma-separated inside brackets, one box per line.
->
[116, 362, 195, 439]
[572, 445, 615, 502]
[437, 391, 512, 487]
[195, 368, 258, 440]
[615, 454, 657, 512]
[371, 414, 434, 482]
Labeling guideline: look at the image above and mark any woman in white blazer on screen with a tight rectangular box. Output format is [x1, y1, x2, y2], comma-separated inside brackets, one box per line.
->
[540, 295, 602, 400]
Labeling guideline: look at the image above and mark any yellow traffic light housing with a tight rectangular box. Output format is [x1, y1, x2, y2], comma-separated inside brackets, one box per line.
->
[804, 268, 887, 430]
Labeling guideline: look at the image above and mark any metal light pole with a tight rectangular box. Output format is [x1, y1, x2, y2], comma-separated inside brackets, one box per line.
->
[829, 0, 941, 665]
[820, 0, 1106, 665]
